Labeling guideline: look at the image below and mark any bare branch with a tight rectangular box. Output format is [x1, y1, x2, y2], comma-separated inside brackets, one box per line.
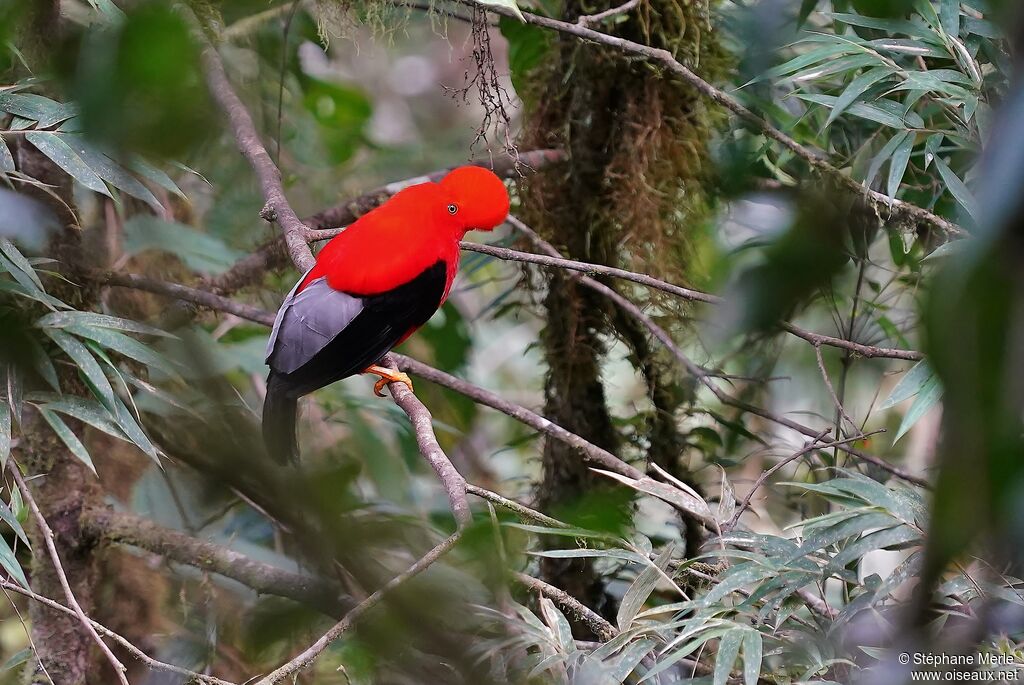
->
[9, 464, 130, 685]
[194, 15, 315, 271]
[507, 215, 929, 487]
[0, 580, 236, 685]
[83, 508, 348, 616]
[378, 355, 472, 528]
[462, 0, 965, 240]
[723, 429, 886, 531]
[512, 572, 617, 641]
[465, 484, 572, 529]
[254, 531, 463, 684]
[95, 270, 276, 326]
[814, 344, 863, 437]
[576, 0, 639, 26]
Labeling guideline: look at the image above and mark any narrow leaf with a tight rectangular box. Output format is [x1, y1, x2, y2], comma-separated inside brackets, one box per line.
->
[39, 407, 96, 474]
[894, 375, 943, 443]
[742, 630, 763, 685]
[715, 630, 744, 685]
[25, 132, 109, 196]
[44, 329, 116, 411]
[0, 403, 9, 470]
[616, 546, 673, 632]
[0, 533, 27, 588]
[887, 132, 915, 199]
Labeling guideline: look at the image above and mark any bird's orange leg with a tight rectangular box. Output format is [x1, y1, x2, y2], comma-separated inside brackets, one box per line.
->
[363, 365, 414, 397]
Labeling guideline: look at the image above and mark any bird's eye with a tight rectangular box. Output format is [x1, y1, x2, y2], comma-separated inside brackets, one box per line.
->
[447, 203, 458, 215]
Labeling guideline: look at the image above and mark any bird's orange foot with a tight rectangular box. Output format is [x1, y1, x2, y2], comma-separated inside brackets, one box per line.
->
[363, 365, 414, 397]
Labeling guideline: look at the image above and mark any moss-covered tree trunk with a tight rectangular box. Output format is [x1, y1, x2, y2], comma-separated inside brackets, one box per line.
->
[518, 0, 721, 616]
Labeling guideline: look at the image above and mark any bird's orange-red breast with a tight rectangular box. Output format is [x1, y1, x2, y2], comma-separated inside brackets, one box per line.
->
[262, 165, 510, 462]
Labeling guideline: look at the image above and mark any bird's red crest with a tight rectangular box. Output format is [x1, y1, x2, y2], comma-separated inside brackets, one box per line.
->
[439, 166, 510, 233]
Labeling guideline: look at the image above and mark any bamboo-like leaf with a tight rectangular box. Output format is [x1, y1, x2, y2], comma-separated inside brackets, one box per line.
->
[25, 132, 110, 196]
[933, 156, 978, 219]
[0, 93, 77, 127]
[66, 324, 180, 377]
[129, 157, 185, 198]
[0, 138, 14, 172]
[63, 135, 162, 211]
[0, 497, 29, 548]
[39, 407, 96, 474]
[617, 546, 673, 632]
[37, 310, 174, 338]
[0, 532, 27, 588]
[887, 132, 916, 199]
[714, 629, 744, 685]
[0, 403, 9, 470]
[880, 360, 934, 410]
[45, 329, 116, 411]
[742, 631, 763, 685]
[0, 238, 44, 291]
[894, 375, 943, 443]
[826, 66, 893, 127]
[31, 393, 125, 440]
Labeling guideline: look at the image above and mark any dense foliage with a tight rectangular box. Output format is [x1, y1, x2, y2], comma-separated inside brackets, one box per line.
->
[0, 1, 1022, 684]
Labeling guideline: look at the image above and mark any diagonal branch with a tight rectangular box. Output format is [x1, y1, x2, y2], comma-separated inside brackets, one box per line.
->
[506, 215, 928, 487]
[253, 531, 464, 685]
[460, 0, 965, 240]
[9, 464, 130, 685]
[82, 508, 348, 616]
[195, 19, 315, 272]
[378, 354, 472, 528]
[0, 580, 236, 685]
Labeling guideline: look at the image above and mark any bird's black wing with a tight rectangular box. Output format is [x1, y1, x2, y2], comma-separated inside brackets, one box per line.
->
[266, 260, 447, 398]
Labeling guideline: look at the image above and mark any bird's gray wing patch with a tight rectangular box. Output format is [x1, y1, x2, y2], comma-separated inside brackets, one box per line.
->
[266, 276, 366, 375]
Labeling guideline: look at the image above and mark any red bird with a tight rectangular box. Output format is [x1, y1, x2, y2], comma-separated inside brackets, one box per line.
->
[263, 166, 510, 462]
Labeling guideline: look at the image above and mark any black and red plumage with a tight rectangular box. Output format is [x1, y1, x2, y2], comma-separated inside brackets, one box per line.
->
[263, 166, 510, 462]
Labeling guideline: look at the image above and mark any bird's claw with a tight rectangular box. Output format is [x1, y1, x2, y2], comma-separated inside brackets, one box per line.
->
[365, 366, 414, 397]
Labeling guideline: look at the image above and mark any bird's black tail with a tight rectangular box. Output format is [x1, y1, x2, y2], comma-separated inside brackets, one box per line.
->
[263, 373, 299, 464]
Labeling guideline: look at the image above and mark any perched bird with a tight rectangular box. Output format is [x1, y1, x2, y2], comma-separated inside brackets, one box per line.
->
[262, 166, 511, 462]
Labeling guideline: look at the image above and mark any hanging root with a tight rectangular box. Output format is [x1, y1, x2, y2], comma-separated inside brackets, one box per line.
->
[444, 6, 520, 167]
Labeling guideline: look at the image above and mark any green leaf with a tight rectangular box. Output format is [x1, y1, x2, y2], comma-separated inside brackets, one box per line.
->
[616, 546, 673, 632]
[39, 407, 96, 474]
[865, 131, 912, 187]
[797, 94, 925, 130]
[826, 66, 893, 127]
[933, 156, 978, 219]
[0, 532, 27, 589]
[880, 360, 934, 409]
[798, 0, 820, 26]
[0, 93, 77, 127]
[894, 374, 943, 442]
[742, 630, 763, 685]
[24, 131, 110, 196]
[62, 135, 162, 211]
[44, 329, 116, 411]
[36, 310, 173, 338]
[0, 497, 28, 548]
[128, 157, 184, 198]
[65, 325, 179, 377]
[110, 394, 159, 461]
[0, 403, 9, 470]
[122, 216, 243, 274]
[887, 131, 915, 199]
[715, 629, 744, 685]
[0, 237, 45, 291]
[0, 137, 13, 172]
[0, 648, 32, 672]
[31, 393, 125, 440]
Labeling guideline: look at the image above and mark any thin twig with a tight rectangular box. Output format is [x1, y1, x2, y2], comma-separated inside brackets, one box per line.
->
[724, 429, 885, 531]
[0, 580, 235, 685]
[814, 344, 863, 437]
[9, 464, 130, 684]
[193, 14, 315, 271]
[513, 572, 617, 641]
[462, 0, 965, 240]
[507, 215, 928, 487]
[253, 531, 463, 684]
[576, 0, 640, 26]
[465, 484, 573, 529]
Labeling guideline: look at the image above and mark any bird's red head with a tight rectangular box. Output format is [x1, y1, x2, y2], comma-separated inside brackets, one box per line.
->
[438, 166, 510, 234]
